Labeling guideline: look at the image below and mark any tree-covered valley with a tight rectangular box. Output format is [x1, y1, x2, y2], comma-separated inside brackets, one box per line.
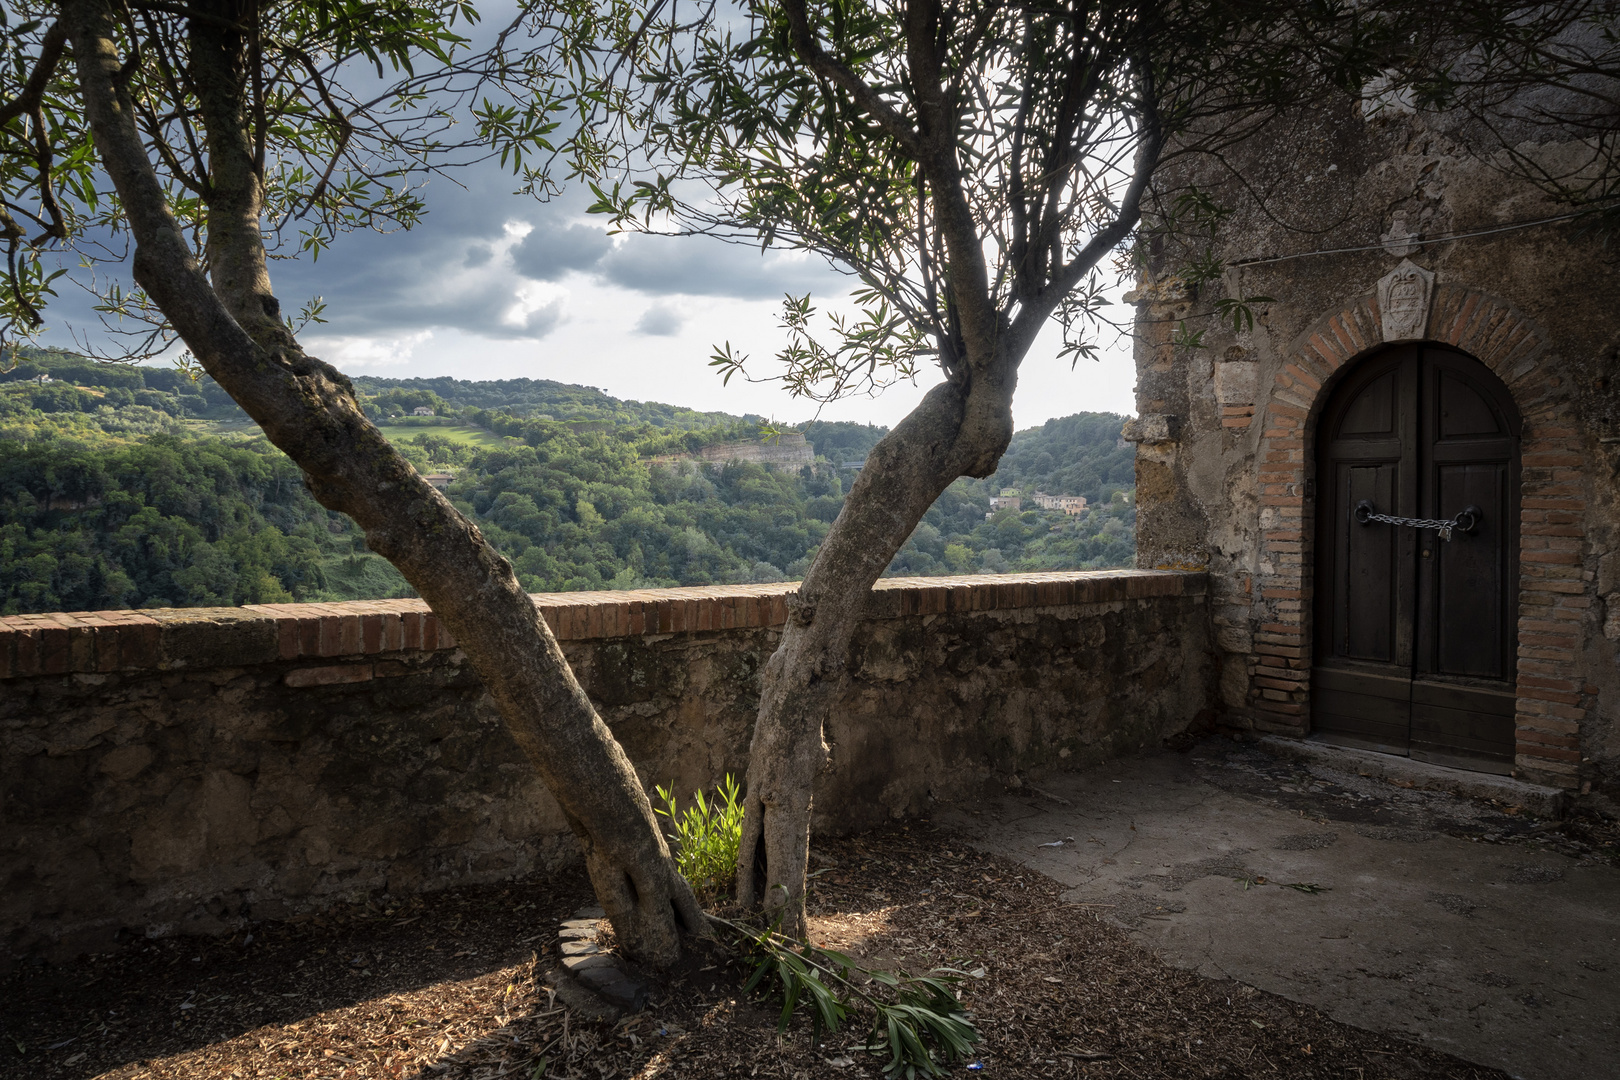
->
[0, 350, 1135, 614]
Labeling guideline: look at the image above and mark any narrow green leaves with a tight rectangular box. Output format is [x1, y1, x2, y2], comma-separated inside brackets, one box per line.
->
[655, 773, 745, 900]
[709, 914, 980, 1078]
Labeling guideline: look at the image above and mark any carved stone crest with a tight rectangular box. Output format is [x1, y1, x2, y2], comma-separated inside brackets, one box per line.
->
[1377, 259, 1435, 342]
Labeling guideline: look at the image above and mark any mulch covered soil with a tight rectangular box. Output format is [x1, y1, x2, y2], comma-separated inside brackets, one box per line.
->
[4, 822, 1510, 1080]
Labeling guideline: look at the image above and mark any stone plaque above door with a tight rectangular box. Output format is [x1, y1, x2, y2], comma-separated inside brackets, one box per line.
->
[1376, 259, 1435, 341]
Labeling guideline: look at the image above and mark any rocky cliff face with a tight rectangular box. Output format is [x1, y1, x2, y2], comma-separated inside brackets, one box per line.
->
[690, 433, 816, 467]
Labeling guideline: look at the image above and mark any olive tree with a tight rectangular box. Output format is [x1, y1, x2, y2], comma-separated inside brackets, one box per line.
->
[1, 0, 706, 967]
[574, 0, 1430, 936]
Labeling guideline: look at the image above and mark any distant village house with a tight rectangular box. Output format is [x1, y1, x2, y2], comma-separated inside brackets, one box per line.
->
[1033, 492, 1089, 515]
[412, 406, 435, 416]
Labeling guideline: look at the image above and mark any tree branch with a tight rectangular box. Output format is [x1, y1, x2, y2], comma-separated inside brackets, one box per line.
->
[776, 0, 925, 160]
[0, 21, 68, 130]
[1008, 105, 1163, 355]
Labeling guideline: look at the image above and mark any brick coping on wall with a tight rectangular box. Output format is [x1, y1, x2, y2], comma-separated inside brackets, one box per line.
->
[0, 569, 1206, 680]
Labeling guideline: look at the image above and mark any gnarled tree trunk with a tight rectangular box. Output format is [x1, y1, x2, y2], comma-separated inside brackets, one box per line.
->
[63, 0, 705, 968]
[736, 361, 1017, 936]
[736, 0, 1163, 937]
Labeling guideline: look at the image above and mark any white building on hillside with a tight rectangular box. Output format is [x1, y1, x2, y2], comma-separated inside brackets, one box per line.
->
[1032, 492, 1088, 515]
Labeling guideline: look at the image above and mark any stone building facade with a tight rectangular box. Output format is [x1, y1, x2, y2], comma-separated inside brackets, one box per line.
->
[1128, 94, 1620, 795]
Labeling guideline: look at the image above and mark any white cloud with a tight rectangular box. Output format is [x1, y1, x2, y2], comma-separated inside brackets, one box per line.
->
[502, 280, 569, 334]
[308, 329, 437, 370]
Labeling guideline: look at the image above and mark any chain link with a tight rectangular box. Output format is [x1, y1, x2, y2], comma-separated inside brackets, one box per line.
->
[1354, 501, 1481, 542]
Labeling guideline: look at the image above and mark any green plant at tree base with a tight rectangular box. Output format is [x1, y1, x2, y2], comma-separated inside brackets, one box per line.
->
[654, 774, 745, 900]
[710, 914, 979, 1078]
[654, 777, 978, 1074]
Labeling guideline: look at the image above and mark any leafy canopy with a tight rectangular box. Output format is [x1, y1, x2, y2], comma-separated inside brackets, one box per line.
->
[572, 0, 1412, 400]
[0, 0, 570, 357]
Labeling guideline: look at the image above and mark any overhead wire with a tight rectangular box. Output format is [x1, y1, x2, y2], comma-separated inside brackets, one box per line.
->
[1228, 206, 1610, 268]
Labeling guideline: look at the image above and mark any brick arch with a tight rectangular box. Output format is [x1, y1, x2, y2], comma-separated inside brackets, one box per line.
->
[1245, 283, 1581, 785]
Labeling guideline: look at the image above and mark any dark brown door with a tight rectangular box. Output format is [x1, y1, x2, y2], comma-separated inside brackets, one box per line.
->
[1312, 344, 1520, 774]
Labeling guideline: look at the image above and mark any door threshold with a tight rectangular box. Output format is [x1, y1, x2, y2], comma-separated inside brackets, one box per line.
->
[1311, 731, 1409, 757]
[1307, 735, 1513, 778]
[1256, 735, 1570, 818]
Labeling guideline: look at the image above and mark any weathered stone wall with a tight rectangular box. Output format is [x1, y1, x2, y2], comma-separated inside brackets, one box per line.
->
[0, 571, 1210, 965]
[1126, 91, 1620, 792]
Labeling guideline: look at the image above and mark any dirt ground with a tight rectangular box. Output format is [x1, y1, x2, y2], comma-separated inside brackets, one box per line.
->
[2, 820, 1523, 1080]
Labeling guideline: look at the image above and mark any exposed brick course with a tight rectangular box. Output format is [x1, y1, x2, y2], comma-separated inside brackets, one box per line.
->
[0, 571, 1195, 679]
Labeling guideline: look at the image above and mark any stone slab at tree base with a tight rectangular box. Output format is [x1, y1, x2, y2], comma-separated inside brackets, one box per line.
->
[1259, 735, 1571, 819]
[544, 906, 654, 1022]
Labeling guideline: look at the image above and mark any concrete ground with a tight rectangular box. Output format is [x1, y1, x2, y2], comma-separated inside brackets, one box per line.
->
[937, 738, 1619, 1080]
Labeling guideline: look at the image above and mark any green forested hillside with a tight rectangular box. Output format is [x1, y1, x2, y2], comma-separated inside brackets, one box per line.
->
[0, 352, 1135, 613]
[351, 375, 753, 430]
[890, 412, 1137, 576]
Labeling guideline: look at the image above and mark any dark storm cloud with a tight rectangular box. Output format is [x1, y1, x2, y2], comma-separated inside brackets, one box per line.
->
[592, 234, 843, 299]
[508, 219, 614, 280]
[35, 156, 848, 355]
[265, 170, 565, 340]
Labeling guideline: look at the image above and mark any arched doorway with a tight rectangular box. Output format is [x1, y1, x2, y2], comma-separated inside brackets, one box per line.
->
[1311, 343, 1521, 774]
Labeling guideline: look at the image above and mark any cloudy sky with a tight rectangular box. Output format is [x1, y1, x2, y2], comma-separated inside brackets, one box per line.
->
[42, 144, 1139, 431]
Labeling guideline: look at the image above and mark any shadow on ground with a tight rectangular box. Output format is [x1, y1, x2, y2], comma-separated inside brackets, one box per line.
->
[0, 875, 593, 1078]
[5, 737, 1592, 1079]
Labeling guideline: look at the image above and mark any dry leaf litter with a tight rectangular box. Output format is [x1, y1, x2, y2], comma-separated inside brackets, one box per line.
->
[4, 822, 1511, 1080]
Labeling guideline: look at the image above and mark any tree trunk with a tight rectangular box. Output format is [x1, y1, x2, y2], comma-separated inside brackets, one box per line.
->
[736, 362, 1016, 936]
[62, 0, 705, 968]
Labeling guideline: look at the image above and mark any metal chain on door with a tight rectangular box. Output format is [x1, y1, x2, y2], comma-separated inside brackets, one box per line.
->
[1353, 500, 1483, 543]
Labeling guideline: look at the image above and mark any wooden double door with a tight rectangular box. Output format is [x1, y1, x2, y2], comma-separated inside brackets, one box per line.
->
[1312, 344, 1521, 774]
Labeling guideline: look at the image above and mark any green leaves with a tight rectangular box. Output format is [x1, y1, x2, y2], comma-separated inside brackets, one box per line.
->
[708, 342, 749, 387]
[712, 914, 980, 1078]
[0, 0, 580, 353]
[1213, 295, 1273, 334]
[859, 971, 979, 1078]
[548, 0, 1423, 405]
[740, 935, 850, 1041]
[655, 773, 745, 900]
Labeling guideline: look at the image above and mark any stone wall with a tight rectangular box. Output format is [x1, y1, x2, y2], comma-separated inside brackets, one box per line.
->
[0, 571, 1210, 965]
[1126, 92, 1620, 792]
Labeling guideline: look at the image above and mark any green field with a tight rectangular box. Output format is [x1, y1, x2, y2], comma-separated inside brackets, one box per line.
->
[376, 423, 513, 449]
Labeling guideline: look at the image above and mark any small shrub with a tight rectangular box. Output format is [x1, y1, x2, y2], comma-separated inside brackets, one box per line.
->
[655, 773, 744, 900]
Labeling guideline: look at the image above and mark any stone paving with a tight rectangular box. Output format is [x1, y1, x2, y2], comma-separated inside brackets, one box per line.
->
[938, 737, 1619, 1080]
